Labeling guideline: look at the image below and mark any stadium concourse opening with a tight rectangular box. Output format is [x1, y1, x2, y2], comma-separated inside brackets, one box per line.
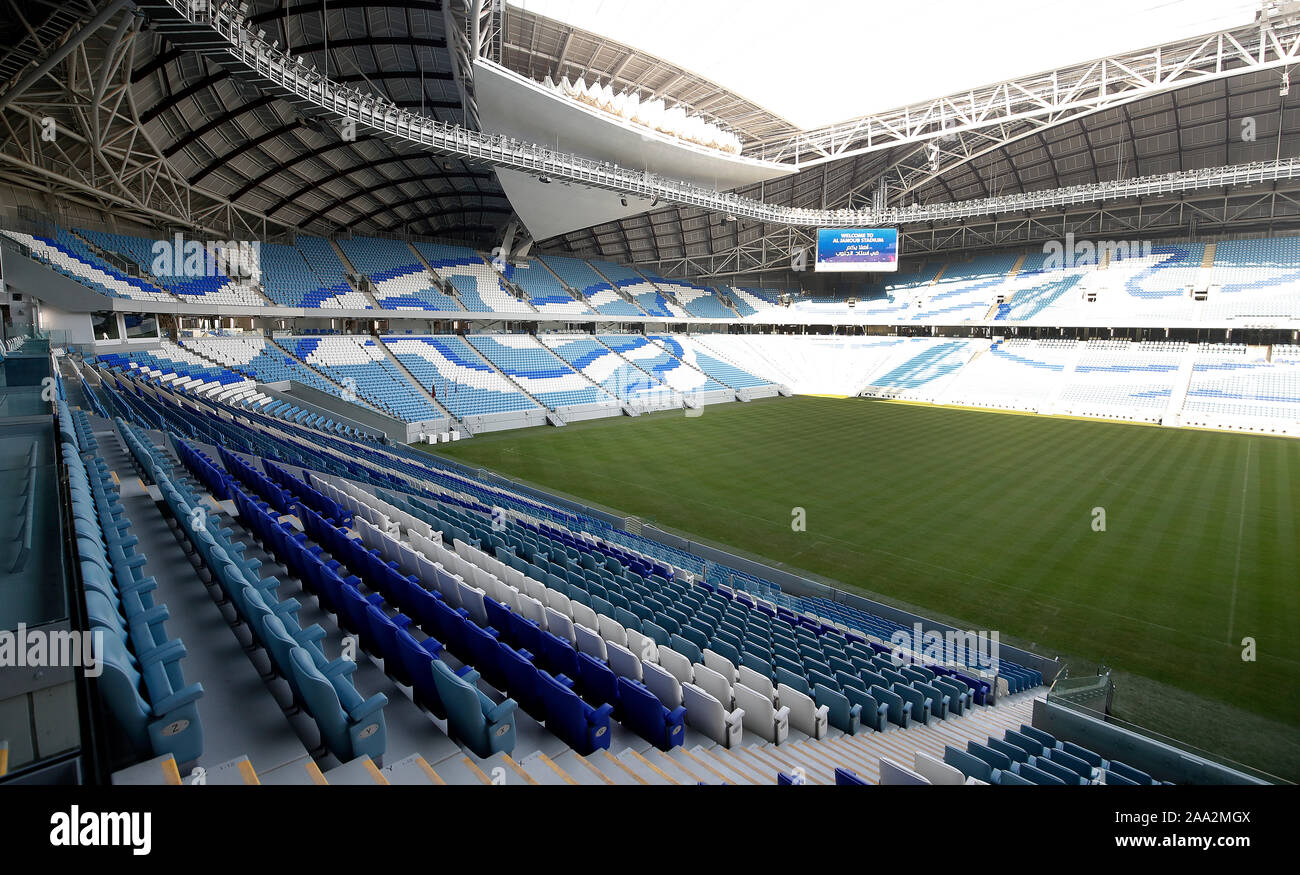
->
[0, 0, 1293, 861]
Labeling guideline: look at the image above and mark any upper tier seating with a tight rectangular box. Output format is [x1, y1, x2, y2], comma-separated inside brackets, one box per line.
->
[77, 229, 266, 307]
[0, 229, 176, 302]
[539, 255, 645, 316]
[592, 261, 689, 318]
[337, 237, 462, 312]
[414, 241, 532, 313]
[501, 258, 594, 314]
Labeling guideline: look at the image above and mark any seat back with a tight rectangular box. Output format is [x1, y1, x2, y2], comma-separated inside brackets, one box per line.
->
[777, 683, 827, 739]
[655, 646, 694, 686]
[642, 660, 683, 709]
[737, 664, 775, 700]
[913, 750, 966, 785]
[605, 640, 642, 681]
[702, 649, 737, 683]
[692, 663, 733, 710]
[573, 623, 607, 661]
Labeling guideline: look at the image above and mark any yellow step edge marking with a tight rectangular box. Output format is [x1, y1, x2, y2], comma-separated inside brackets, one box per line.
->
[569, 753, 615, 785]
[621, 749, 679, 785]
[688, 745, 753, 783]
[534, 753, 578, 785]
[674, 746, 737, 785]
[362, 757, 390, 785]
[109, 471, 120, 486]
[600, 750, 647, 785]
[237, 759, 261, 785]
[160, 757, 181, 786]
[414, 756, 446, 785]
[306, 761, 329, 785]
[704, 746, 767, 785]
[500, 755, 539, 785]
[461, 757, 494, 785]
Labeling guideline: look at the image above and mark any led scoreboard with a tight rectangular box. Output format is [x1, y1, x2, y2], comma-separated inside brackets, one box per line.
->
[814, 228, 900, 272]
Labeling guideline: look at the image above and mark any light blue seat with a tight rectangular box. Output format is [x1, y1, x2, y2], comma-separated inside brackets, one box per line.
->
[842, 685, 889, 732]
[429, 658, 517, 758]
[96, 633, 205, 765]
[289, 645, 388, 763]
[814, 683, 861, 735]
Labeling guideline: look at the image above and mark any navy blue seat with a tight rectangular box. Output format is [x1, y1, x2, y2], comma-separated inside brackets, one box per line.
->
[616, 676, 686, 750]
[498, 643, 549, 718]
[576, 651, 620, 709]
[539, 629, 582, 681]
[536, 670, 613, 755]
[835, 767, 869, 786]
[394, 626, 447, 718]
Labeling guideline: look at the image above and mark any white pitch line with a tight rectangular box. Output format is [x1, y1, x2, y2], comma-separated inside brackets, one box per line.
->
[1226, 441, 1252, 644]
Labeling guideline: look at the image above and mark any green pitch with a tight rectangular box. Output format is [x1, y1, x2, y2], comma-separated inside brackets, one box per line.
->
[423, 396, 1300, 779]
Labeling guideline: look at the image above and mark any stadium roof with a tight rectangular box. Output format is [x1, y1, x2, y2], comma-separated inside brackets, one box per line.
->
[0, 0, 1298, 272]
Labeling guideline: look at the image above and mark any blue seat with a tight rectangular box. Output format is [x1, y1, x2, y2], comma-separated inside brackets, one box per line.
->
[988, 736, 1031, 765]
[967, 740, 1012, 773]
[835, 767, 869, 786]
[892, 683, 931, 725]
[641, 620, 670, 647]
[668, 633, 702, 665]
[429, 658, 517, 758]
[814, 683, 861, 735]
[96, 633, 205, 765]
[539, 629, 582, 681]
[536, 670, 613, 755]
[576, 651, 620, 709]
[289, 645, 387, 763]
[364, 604, 416, 687]
[774, 666, 810, 696]
[616, 676, 686, 750]
[942, 745, 992, 783]
[498, 643, 549, 718]
[842, 685, 889, 732]
[394, 626, 447, 718]
[1107, 760, 1155, 785]
[463, 621, 508, 690]
[870, 684, 910, 728]
[1034, 756, 1087, 785]
[1014, 762, 1066, 786]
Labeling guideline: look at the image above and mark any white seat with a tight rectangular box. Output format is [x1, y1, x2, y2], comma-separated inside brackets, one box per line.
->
[691, 663, 734, 710]
[778, 683, 829, 740]
[596, 614, 626, 647]
[913, 751, 966, 785]
[570, 601, 599, 631]
[879, 757, 931, 785]
[624, 628, 658, 664]
[573, 624, 607, 661]
[517, 595, 547, 629]
[642, 661, 683, 709]
[544, 589, 571, 617]
[606, 641, 642, 681]
[523, 577, 549, 604]
[544, 606, 574, 643]
[682, 683, 744, 749]
[432, 566, 462, 608]
[655, 646, 694, 687]
[456, 582, 489, 628]
[502, 565, 526, 591]
[702, 649, 737, 684]
[738, 665, 776, 702]
[733, 683, 789, 745]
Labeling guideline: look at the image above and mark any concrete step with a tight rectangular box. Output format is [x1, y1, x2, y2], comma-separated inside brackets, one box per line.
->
[477, 751, 538, 785]
[258, 755, 329, 785]
[589, 749, 649, 785]
[192, 754, 261, 785]
[614, 747, 679, 785]
[110, 753, 183, 786]
[381, 753, 446, 785]
[667, 745, 735, 784]
[550, 750, 617, 785]
[640, 746, 707, 784]
[686, 745, 764, 785]
[321, 755, 389, 785]
[516, 751, 578, 785]
[428, 754, 494, 785]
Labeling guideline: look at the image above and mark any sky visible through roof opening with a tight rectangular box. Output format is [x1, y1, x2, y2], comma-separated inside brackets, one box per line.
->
[508, 0, 1265, 130]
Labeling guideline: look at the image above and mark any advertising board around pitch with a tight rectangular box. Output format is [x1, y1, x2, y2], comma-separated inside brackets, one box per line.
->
[815, 228, 900, 272]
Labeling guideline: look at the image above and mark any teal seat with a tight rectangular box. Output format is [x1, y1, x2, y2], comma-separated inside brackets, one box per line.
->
[814, 683, 861, 735]
[429, 658, 517, 758]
